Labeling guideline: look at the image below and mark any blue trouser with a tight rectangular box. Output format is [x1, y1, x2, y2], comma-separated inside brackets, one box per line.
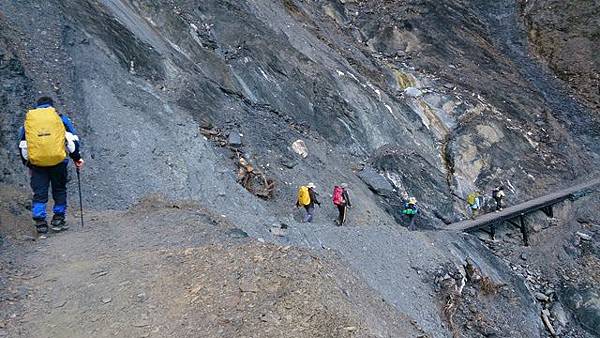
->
[30, 161, 68, 220]
[303, 205, 315, 223]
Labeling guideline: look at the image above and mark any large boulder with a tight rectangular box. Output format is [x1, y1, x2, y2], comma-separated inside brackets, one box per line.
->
[561, 285, 600, 336]
[357, 166, 395, 197]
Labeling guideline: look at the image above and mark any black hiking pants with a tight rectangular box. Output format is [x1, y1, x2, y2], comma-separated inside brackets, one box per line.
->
[337, 204, 347, 225]
[407, 214, 416, 231]
[494, 197, 503, 211]
[30, 161, 68, 220]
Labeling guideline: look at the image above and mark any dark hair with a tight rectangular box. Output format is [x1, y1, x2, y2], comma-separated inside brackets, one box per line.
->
[36, 96, 54, 107]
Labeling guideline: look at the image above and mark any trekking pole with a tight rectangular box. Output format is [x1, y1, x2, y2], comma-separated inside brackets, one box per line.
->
[76, 168, 84, 228]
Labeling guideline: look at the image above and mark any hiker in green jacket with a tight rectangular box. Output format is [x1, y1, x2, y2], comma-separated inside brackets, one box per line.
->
[402, 196, 418, 231]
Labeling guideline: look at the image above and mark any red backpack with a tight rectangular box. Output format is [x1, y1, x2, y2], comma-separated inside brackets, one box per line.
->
[332, 186, 345, 206]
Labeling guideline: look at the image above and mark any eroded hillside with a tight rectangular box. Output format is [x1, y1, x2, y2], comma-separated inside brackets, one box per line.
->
[520, 0, 600, 111]
[1, 1, 599, 337]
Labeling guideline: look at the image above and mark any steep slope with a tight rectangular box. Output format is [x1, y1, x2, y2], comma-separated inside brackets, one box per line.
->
[519, 0, 600, 111]
[1, 0, 597, 226]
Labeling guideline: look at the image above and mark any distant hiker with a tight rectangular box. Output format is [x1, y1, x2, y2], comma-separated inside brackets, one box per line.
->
[492, 186, 506, 211]
[18, 97, 84, 234]
[332, 183, 351, 226]
[466, 191, 481, 219]
[401, 191, 409, 201]
[402, 196, 418, 231]
[296, 183, 320, 223]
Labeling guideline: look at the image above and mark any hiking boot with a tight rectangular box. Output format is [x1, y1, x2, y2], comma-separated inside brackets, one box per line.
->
[34, 219, 48, 234]
[50, 214, 68, 232]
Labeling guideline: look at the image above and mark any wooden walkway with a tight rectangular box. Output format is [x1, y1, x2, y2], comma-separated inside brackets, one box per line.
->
[446, 177, 600, 236]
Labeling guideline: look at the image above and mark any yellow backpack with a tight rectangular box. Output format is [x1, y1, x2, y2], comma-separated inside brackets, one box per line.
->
[25, 107, 66, 167]
[297, 186, 311, 206]
[467, 193, 477, 205]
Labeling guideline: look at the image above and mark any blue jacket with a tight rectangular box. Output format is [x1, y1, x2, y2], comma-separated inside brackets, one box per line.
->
[18, 103, 82, 165]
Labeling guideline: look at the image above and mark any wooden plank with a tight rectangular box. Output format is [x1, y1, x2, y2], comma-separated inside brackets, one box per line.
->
[445, 177, 600, 232]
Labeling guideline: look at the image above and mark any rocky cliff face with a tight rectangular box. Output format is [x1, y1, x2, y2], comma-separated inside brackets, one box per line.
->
[0, 0, 599, 337]
[519, 0, 600, 112]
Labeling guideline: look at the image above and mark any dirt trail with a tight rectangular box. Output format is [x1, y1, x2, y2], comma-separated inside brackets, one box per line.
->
[1, 199, 424, 338]
[1, 191, 541, 338]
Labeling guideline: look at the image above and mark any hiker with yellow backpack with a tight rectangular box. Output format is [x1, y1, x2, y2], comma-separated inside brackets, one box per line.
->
[466, 191, 481, 219]
[296, 183, 320, 223]
[18, 97, 84, 234]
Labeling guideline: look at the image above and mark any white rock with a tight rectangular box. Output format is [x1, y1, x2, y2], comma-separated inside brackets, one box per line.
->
[534, 292, 549, 302]
[291, 139, 308, 158]
[576, 232, 592, 241]
[404, 87, 422, 97]
[551, 303, 569, 327]
[270, 228, 286, 237]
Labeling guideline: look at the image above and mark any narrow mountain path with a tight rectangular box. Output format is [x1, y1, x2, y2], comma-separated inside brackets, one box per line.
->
[5, 204, 236, 338]
[3, 200, 426, 338]
[3, 191, 541, 338]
